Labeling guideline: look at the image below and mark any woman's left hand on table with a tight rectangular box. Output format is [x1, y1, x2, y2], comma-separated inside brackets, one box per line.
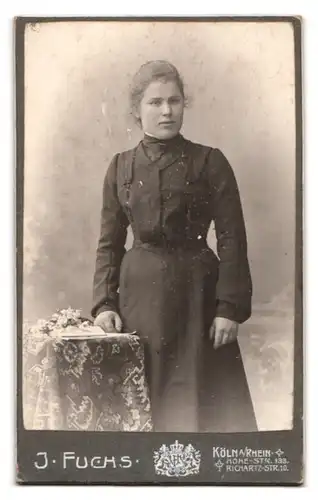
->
[209, 317, 239, 349]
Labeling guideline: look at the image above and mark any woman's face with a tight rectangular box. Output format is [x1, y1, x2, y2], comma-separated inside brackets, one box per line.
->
[137, 79, 184, 139]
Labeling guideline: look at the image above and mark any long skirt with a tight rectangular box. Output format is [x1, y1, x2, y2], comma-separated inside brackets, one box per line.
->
[119, 243, 257, 433]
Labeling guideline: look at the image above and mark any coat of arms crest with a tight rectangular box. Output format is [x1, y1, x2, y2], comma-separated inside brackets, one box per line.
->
[153, 440, 201, 477]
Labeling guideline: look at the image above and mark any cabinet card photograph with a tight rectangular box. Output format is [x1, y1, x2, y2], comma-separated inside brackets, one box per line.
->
[16, 17, 303, 485]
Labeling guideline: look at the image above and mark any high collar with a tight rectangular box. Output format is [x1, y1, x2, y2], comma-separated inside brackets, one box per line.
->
[142, 133, 184, 154]
[138, 132, 186, 168]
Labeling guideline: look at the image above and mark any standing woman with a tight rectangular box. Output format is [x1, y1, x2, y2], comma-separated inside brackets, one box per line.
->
[92, 60, 257, 432]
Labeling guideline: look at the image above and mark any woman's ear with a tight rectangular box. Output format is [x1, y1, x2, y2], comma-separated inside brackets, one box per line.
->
[134, 108, 141, 121]
[131, 105, 141, 123]
[129, 105, 141, 127]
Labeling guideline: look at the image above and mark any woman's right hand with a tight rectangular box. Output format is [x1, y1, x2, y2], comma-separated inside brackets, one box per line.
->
[94, 311, 123, 333]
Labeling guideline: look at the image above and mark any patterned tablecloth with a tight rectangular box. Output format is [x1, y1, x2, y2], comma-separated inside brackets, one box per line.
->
[23, 328, 153, 432]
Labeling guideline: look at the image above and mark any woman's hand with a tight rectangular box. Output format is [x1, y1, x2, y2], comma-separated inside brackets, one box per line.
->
[94, 311, 123, 333]
[209, 317, 239, 349]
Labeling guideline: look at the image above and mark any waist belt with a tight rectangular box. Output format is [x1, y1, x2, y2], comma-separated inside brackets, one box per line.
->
[132, 238, 208, 252]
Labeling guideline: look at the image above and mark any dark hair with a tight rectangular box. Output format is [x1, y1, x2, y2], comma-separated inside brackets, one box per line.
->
[129, 60, 186, 123]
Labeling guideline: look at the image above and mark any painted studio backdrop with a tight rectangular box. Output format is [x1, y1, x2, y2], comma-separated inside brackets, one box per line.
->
[23, 21, 296, 431]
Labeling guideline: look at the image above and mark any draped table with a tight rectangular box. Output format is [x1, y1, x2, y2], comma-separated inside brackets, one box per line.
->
[22, 321, 153, 432]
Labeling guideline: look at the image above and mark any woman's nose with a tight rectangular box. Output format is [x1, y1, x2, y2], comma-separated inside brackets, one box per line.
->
[161, 102, 172, 115]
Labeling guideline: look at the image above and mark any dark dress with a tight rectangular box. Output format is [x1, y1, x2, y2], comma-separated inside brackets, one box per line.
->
[92, 133, 257, 432]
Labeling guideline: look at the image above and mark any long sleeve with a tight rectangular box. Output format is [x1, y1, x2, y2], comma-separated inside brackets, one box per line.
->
[206, 148, 252, 323]
[91, 154, 129, 318]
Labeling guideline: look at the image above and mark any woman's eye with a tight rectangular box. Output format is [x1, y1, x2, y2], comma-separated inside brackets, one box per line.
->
[149, 99, 162, 106]
[169, 97, 181, 105]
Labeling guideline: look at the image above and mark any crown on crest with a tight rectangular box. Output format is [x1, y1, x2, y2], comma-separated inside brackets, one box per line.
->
[169, 440, 184, 454]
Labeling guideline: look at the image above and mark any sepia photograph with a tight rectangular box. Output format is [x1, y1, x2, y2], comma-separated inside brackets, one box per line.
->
[17, 16, 302, 484]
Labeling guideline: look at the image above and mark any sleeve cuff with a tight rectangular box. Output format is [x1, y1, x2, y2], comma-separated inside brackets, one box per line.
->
[215, 301, 250, 324]
[91, 302, 118, 318]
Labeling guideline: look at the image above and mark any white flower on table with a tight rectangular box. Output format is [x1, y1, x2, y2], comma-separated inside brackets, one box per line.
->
[36, 319, 48, 329]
